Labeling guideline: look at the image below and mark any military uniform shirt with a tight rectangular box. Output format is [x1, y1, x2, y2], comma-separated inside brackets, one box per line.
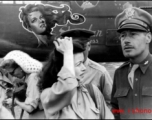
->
[111, 54, 152, 119]
[83, 58, 113, 108]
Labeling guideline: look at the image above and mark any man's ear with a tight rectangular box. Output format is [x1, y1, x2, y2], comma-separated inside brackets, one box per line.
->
[146, 32, 152, 43]
[87, 42, 91, 51]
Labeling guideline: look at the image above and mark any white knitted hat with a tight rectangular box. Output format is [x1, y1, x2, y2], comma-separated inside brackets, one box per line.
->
[2, 50, 43, 74]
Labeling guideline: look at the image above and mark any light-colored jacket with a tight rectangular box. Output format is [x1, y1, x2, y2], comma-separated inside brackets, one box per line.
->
[41, 67, 114, 119]
[83, 58, 113, 108]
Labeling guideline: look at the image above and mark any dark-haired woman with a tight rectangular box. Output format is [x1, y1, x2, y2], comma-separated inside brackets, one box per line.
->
[39, 37, 114, 119]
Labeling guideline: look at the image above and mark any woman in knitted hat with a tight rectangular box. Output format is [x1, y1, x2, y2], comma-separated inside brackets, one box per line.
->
[38, 37, 114, 119]
[19, 3, 85, 48]
[1, 50, 45, 119]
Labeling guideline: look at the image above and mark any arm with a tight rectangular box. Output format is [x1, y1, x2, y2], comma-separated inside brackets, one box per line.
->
[4, 96, 35, 113]
[15, 98, 34, 113]
[100, 71, 113, 109]
[41, 67, 78, 115]
[18, 73, 40, 113]
[111, 70, 120, 119]
[63, 51, 75, 76]
[41, 37, 77, 116]
[54, 37, 75, 76]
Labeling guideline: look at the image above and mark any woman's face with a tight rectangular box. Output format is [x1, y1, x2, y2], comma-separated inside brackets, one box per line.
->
[74, 52, 86, 79]
[27, 11, 47, 34]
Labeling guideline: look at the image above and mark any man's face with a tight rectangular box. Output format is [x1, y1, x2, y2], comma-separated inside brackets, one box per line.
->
[74, 52, 86, 79]
[120, 30, 150, 58]
[28, 11, 47, 34]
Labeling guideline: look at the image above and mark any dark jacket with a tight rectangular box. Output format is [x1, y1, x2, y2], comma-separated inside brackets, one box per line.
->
[111, 54, 152, 119]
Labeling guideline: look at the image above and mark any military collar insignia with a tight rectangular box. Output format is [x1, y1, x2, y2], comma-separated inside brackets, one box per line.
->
[139, 54, 152, 74]
[144, 60, 149, 65]
[125, 7, 135, 20]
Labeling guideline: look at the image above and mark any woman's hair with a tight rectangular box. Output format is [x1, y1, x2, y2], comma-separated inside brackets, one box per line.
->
[19, 3, 86, 35]
[38, 40, 85, 91]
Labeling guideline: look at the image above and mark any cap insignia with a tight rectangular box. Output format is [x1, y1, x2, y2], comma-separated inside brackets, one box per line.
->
[125, 7, 135, 20]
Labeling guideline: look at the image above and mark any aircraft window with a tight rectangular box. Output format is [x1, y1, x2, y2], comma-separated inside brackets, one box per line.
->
[106, 29, 120, 46]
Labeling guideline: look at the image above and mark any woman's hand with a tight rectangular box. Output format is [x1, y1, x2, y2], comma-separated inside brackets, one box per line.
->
[53, 37, 73, 54]
[3, 98, 13, 109]
[54, 36, 75, 76]
[3, 97, 18, 108]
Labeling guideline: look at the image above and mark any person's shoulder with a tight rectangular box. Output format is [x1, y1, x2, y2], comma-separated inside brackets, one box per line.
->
[27, 72, 40, 82]
[88, 59, 107, 72]
[117, 61, 130, 70]
[115, 61, 130, 75]
[28, 72, 39, 77]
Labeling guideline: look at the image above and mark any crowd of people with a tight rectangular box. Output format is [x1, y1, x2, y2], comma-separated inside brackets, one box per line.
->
[0, 2, 152, 119]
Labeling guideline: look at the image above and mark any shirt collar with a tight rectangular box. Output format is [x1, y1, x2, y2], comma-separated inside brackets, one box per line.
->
[84, 58, 90, 67]
[129, 54, 152, 74]
[139, 54, 152, 74]
[77, 77, 88, 93]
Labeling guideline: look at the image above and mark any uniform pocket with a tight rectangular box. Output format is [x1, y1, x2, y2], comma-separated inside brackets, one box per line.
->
[114, 88, 130, 98]
[114, 88, 130, 110]
[142, 86, 152, 108]
[142, 86, 152, 96]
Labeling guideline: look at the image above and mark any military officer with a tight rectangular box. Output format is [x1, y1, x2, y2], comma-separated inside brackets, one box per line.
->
[111, 6, 152, 119]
